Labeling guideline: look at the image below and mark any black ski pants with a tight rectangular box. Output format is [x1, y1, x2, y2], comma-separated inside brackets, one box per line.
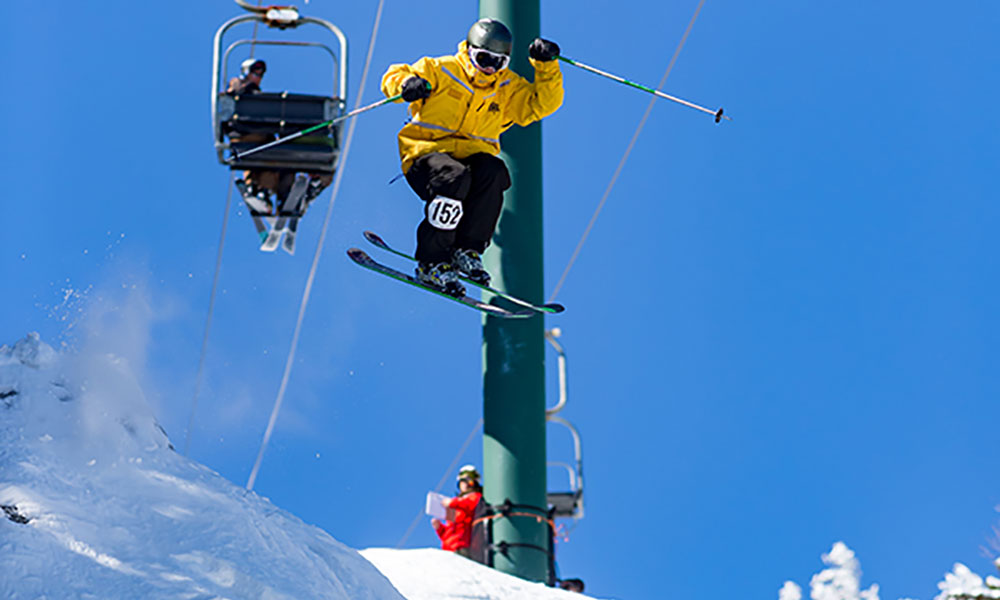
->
[404, 152, 511, 264]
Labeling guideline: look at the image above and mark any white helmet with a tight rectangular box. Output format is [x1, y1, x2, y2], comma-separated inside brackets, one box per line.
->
[240, 58, 267, 76]
[457, 464, 480, 481]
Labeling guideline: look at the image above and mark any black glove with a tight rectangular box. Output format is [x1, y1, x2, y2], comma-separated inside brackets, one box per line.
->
[401, 76, 431, 102]
[529, 38, 560, 62]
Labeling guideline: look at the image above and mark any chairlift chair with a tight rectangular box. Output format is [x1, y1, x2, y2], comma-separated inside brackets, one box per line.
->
[545, 329, 585, 521]
[547, 418, 584, 520]
[211, 6, 348, 175]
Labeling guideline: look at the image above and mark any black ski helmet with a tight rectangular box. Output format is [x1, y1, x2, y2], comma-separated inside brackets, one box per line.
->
[467, 18, 512, 56]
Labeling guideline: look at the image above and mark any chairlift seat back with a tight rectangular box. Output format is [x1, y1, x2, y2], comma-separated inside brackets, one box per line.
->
[547, 490, 582, 518]
[217, 92, 343, 172]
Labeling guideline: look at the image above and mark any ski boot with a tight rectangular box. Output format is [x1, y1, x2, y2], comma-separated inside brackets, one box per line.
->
[244, 185, 273, 215]
[304, 176, 327, 205]
[416, 262, 465, 297]
[452, 248, 490, 285]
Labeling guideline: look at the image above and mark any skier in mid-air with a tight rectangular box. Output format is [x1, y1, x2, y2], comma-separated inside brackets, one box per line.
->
[381, 18, 564, 297]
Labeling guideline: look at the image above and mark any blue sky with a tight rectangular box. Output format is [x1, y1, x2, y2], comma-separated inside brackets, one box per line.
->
[2, 1, 999, 598]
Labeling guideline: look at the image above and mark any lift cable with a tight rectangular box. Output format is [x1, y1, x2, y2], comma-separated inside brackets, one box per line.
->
[248, 0, 262, 57]
[183, 173, 236, 456]
[395, 417, 484, 548]
[183, 0, 269, 457]
[246, 0, 387, 492]
[548, 0, 708, 303]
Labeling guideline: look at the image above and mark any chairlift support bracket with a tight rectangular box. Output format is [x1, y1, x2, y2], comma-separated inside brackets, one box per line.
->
[233, 0, 300, 28]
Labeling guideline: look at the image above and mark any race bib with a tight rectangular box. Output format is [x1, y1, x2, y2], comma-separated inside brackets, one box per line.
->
[427, 196, 464, 230]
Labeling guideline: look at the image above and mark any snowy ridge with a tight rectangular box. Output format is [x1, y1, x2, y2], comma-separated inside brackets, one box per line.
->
[780, 543, 878, 600]
[0, 333, 403, 599]
[935, 562, 1000, 600]
[781, 542, 1000, 600]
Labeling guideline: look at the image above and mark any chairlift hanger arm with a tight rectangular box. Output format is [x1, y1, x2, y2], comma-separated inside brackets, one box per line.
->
[544, 329, 568, 416]
[234, 0, 271, 12]
[212, 12, 349, 105]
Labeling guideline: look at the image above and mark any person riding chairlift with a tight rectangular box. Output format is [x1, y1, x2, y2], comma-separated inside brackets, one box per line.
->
[228, 58, 267, 95]
[226, 58, 333, 214]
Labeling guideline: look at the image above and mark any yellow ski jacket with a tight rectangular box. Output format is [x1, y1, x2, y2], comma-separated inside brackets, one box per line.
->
[382, 41, 564, 173]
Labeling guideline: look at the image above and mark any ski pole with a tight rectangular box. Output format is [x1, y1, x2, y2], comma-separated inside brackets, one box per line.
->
[557, 55, 729, 123]
[230, 93, 404, 162]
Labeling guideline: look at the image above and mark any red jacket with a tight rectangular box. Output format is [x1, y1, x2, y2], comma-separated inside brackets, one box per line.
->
[433, 491, 482, 551]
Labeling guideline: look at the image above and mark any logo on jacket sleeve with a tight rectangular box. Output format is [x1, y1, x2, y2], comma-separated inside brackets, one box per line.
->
[488, 102, 500, 113]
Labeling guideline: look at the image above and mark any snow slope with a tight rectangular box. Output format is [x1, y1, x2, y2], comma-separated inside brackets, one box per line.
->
[0, 332, 404, 599]
[6, 330, 999, 600]
[0, 332, 601, 600]
[361, 547, 597, 600]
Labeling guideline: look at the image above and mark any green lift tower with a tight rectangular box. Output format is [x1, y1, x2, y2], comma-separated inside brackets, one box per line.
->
[479, 0, 550, 583]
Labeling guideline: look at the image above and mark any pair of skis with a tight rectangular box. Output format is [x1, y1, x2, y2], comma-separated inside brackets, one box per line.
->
[348, 231, 564, 319]
[235, 175, 309, 255]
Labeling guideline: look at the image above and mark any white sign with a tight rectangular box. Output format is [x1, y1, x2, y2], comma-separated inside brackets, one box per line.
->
[425, 491, 450, 520]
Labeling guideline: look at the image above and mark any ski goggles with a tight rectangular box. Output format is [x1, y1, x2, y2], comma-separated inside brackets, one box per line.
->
[469, 47, 510, 73]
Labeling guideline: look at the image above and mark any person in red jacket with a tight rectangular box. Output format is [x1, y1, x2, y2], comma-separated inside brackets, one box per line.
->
[432, 465, 483, 557]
